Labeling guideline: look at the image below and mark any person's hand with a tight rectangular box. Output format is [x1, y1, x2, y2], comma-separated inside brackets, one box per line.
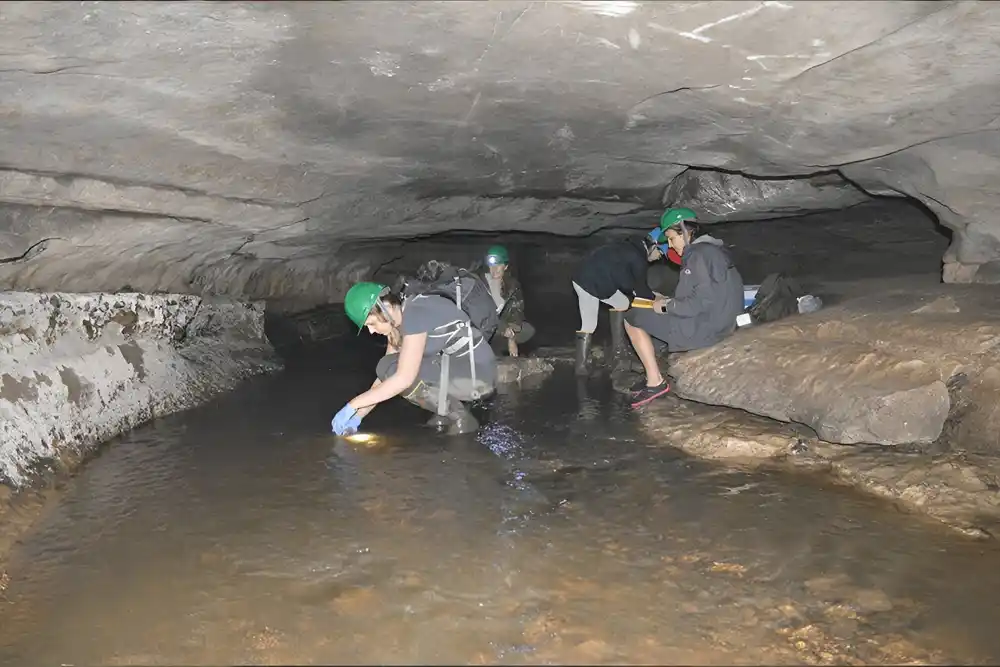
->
[507, 337, 519, 358]
[504, 327, 515, 338]
[331, 403, 363, 435]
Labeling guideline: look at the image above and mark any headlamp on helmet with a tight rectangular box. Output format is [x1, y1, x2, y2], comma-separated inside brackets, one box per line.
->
[646, 227, 670, 255]
[485, 244, 509, 266]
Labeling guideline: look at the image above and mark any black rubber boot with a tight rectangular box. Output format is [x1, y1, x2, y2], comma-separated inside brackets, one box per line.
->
[574, 331, 592, 376]
[444, 398, 480, 435]
[402, 381, 480, 435]
[608, 309, 631, 374]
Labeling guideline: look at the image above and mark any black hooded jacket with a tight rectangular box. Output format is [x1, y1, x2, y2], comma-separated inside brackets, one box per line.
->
[572, 237, 655, 301]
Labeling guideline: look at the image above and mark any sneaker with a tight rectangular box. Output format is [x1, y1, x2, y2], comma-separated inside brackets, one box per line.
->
[629, 381, 670, 408]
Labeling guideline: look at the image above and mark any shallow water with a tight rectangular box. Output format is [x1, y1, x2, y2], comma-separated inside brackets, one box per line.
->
[2, 343, 1000, 666]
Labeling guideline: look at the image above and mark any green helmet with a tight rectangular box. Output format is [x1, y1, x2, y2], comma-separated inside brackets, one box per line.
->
[344, 281, 389, 331]
[485, 244, 509, 266]
[660, 207, 698, 230]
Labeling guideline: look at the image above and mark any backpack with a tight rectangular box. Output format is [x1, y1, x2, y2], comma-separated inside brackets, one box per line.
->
[401, 261, 500, 341]
[748, 272, 805, 324]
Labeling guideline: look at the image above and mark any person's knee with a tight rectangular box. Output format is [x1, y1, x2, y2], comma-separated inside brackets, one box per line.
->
[375, 353, 399, 381]
[607, 291, 631, 311]
[449, 375, 494, 401]
[624, 312, 654, 340]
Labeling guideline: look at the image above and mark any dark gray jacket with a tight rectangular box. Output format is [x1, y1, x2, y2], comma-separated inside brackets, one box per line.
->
[664, 235, 744, 351]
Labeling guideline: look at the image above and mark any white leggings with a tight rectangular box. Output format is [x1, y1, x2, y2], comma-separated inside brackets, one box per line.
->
[573, 281, 630, 334]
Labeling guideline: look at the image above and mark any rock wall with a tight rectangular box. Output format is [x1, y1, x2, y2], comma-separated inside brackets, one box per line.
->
[0, 291, 281, 487]
[662, 170, 873, 223]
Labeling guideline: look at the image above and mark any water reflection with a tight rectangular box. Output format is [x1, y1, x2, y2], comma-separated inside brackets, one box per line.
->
[0, 358, 999, 665]
[574, 376, 602, 422]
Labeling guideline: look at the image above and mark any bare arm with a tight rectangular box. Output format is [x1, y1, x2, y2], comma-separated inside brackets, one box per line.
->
[348, 332, 427, 412]
[355, 378, 381, 419]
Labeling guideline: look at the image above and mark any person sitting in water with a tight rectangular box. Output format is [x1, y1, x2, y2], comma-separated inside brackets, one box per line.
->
[624, 211, 744, 408]
[477, 244, 535, 358]
[570, 225, 669, 376]
[331, 281, 497, 436]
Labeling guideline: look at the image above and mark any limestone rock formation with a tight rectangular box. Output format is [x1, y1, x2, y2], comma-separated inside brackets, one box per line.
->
[670, 336, 951, 446]
[0, 1, 997, 301]
[662, 170, 873, 222]
[0, 292, 280, 486]
[665, 285, 1000, 451]
[636, 396, 1000, 538]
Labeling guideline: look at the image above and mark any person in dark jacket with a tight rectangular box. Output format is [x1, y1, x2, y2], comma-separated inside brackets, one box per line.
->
[571, 228, 668, 376]
[478, 244, 535, 357]
[624, 217, 744, 408]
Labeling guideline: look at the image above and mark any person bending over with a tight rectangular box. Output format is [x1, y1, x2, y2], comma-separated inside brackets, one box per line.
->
[570, 228, 669, 376]
[331, 282, 497, 436]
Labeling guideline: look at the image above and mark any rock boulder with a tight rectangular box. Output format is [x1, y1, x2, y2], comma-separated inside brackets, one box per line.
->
[666, 285, 1000, 450]
[670, 337, 950, 446]
[663, 170, 872, 223]
[496, 356, 556, 385]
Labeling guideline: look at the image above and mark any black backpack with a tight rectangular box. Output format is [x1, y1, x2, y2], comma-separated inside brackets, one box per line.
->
[400, 261, 500, 341]
[748, 272, 804, 324]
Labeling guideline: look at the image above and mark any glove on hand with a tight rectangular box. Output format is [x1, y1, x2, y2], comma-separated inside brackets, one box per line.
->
[331, 404, 363, 435]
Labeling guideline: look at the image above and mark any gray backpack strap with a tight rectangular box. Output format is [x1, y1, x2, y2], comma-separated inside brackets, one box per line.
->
[436, 352, 450, 419]
[452, 277, 480, 400]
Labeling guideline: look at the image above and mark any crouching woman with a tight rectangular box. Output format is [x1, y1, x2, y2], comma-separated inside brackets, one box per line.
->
[331, 282, 497, 436]
[624, 220, 744, 408]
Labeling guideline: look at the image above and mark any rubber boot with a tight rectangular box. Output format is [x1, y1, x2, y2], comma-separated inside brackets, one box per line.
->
[574, 331, 592, 376]
[608, 309, 630, 375]
[402, 381, 480, 436]
[444, 397, 480, 436]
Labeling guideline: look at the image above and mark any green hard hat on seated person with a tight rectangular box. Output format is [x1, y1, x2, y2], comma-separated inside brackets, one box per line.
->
[344, 281, 389, 332]
[485, 244, 510, 266]
[660, 207, 698, 230]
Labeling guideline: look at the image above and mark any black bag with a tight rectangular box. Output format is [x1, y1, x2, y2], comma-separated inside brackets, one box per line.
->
[748, 272, 804, 324]
[402, 261, 500, 340]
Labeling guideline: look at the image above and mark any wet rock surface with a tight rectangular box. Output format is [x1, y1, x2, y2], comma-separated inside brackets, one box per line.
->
[529, 287, 1000, 539]
[600, 284, 1000, 537]
[636, 395, 1000, 539]
[0, 291, 281, 488]
[496, 356, 555, 385]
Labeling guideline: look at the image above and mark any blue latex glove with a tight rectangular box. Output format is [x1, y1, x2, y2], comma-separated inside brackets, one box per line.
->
[331, 404, 363, 435]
